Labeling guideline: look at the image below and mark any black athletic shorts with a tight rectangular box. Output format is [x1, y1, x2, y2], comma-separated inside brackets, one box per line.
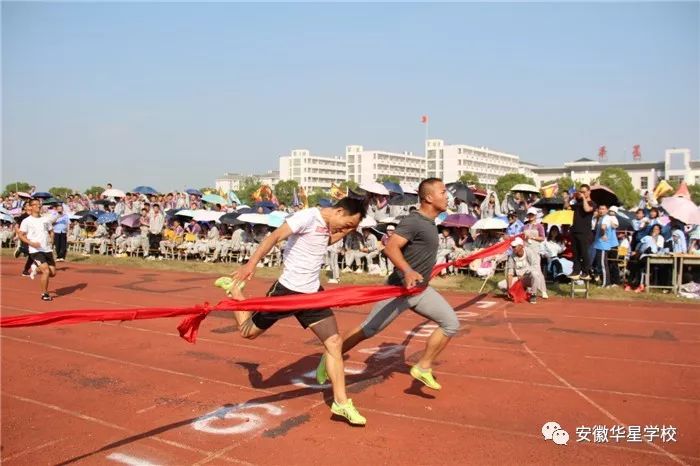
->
[30, 251, 56, 267]
[251, 281, 334, 330]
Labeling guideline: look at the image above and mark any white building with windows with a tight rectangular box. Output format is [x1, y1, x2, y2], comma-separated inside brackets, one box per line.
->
[425, 139, 520, 187]
[278, 149, 347, 193]
[215, 170, 280, 193]
[345, 145, 426, 186]
[525, 148, 698, 192]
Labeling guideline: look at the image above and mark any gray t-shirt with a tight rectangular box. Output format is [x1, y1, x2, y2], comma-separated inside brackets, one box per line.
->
[387, 211, 439, 287]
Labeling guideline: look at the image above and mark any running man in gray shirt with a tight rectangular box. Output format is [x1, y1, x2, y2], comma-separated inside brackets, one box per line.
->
[317, 178, 459, 391]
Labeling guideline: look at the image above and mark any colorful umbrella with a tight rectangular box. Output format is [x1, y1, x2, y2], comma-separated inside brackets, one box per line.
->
[382, 181, 403, 195]
[132, 186, 158, 195]
[32, 192, 52, 199]
[661, 197, 700, 225]
[0, 213, 14, 222]
[202, 194, 227, 205]
[96, 212, 118, 224]
[185, 188, 203, 197]
[441, 213, 478, 228]
[542, 210, 574, 225]
[119, 213, 142, 228]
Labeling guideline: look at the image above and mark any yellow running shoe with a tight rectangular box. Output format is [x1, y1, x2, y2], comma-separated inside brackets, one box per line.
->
[214, 277, 245, 296]
[410, 365, 442, 390]
[316, 353, 328, 385]
[331, 399, 366, 426]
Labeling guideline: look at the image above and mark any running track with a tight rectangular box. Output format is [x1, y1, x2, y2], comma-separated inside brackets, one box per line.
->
[1, 258, 699, 465]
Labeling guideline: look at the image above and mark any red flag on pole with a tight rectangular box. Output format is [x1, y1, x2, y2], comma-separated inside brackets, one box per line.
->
[421, 115, 429, 124]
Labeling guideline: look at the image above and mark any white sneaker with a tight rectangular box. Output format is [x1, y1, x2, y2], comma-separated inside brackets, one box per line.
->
[256, 262, 264, 268]
[146, 256, 156, 261]
[29, 263, 38, 280]
[354, 269, 364, 274]
[328, 279, 339, 284]
[541, 292, 549, 299]
[342, 268, 352, 273]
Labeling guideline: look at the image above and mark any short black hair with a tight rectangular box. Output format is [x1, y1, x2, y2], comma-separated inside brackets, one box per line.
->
[418, 178, 443, 201]
[579, 184, 590, 190]
[334, 197, 367, 219]
[636, 208, 644, 214]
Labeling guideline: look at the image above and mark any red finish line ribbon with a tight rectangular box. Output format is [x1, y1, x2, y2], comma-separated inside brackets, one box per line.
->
[1, 237, 517, 343]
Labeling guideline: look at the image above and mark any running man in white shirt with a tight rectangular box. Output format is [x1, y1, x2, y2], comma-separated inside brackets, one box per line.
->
[227, 197, 368, 425]
[17, 198, 56, 301]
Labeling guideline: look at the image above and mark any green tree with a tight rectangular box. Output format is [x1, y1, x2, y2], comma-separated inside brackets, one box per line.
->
[84, 185, 104, 197]
[199, 187, 216, 195]
[689, 184, 700, 205]
[2, 181, 32, 197]
[339, 180, 359, 192]
[236, 177, 262, 204]
[274, 180, 299, 205]
[458, 172, 483, 188]
[307, 187, 328, 207]
[598, 167, 639, 208]
[494, 173, 535, 201]
[376, 175, 401, 184]
[49, 187, 75, 199]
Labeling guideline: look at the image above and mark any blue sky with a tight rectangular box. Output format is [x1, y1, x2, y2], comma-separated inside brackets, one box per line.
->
[2, 2, 698, 191]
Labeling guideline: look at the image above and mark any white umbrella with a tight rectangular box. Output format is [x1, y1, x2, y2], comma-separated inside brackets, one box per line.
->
[174, 209, 196, 217]
[360, 182, 390, 196]
[358, 217, 378, 229]
[102, 188, 126, 198]
[472, 218, 508, 230]
[510, 184, 539, 194]
[192, 210, 223, 222]
[237, 213, 270, 225]
[400, 183, 417, 194]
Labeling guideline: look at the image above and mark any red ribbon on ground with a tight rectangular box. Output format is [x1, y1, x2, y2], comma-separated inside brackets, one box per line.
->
[1, 237, 517, 343]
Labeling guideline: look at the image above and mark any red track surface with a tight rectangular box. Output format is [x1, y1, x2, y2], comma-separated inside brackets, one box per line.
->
[1, 257, 699, 465]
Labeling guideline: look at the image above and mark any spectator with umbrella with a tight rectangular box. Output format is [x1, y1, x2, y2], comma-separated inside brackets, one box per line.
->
[479, 191, 502, 219]
[82, 218, 109, 256]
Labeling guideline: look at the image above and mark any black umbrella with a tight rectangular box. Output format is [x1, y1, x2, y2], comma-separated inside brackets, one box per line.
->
[534, 197, 564, 210]
[388, 193, 419, 206]
[446, 182, 476, 204]
[613, 211, 634, 232]
[590, 185, 619, 207]
[348, 188, 366, 199]
[219, 212, 244, 225]
[42, 197, 62, 205]
[93, 199, 112, 206]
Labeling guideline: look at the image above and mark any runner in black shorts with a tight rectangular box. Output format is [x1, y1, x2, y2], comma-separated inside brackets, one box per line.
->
[229, 197, 368, 425]
[18, 198, 57, 301]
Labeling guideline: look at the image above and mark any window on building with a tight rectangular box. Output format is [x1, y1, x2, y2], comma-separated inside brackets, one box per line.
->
[427, 150, 436, 159]
[669, 175, 685, 184]
[640, 176, 648, 190]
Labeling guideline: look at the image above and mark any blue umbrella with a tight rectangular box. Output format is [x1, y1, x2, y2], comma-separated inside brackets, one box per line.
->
[317, 199, 333, 207]
[185, 188, 203, 196]
[253, 201, 276, 210]
[96, 212, 118, 224]
[132, 186, 158, 195]
[33, 192, 52, 199]
[75, 209, 101, 219]
[382, 182, 403, 195]
[0, 213, 14, 222]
